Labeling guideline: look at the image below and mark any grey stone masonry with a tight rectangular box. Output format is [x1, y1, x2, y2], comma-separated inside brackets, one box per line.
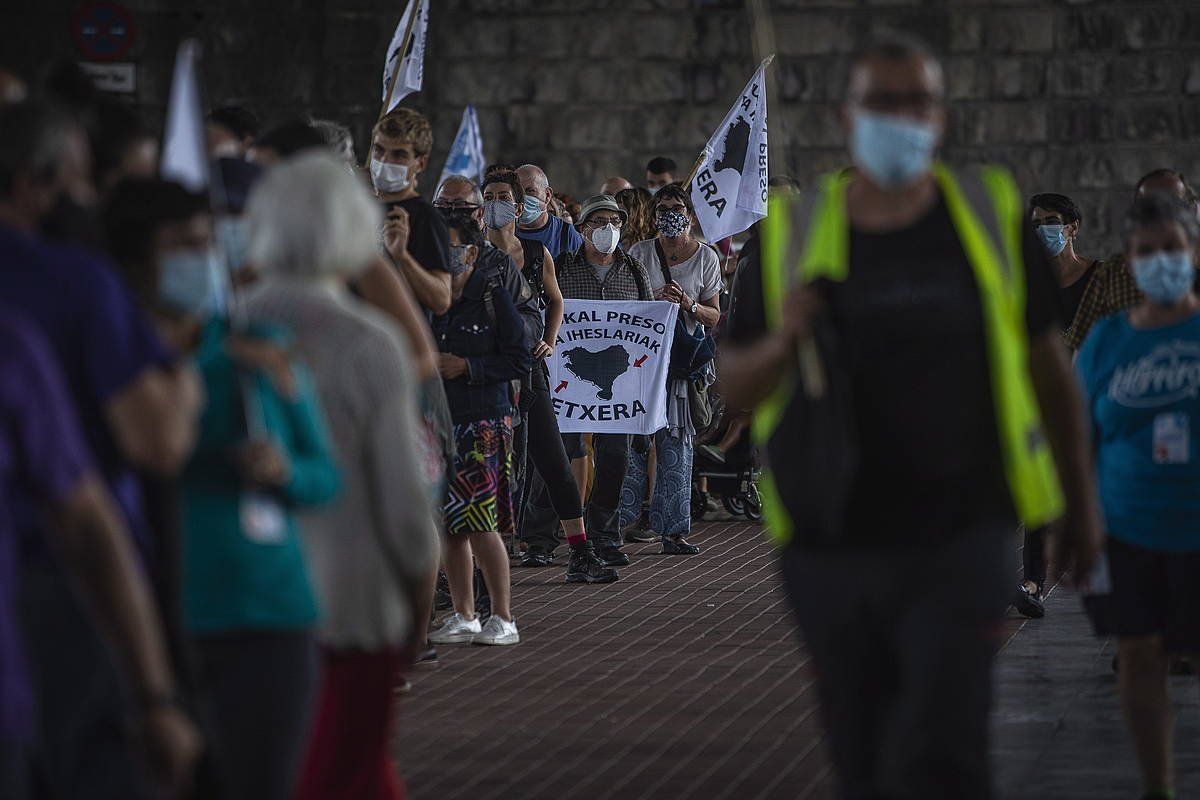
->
[5, 0, 1199, 252]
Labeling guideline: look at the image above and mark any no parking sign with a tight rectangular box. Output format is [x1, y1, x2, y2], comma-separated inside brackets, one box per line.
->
[72, 1, 136, 62]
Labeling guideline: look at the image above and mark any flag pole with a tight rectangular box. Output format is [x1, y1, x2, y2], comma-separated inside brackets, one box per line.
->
[379, 0, 420, 122]
[746, 0, 824, 398]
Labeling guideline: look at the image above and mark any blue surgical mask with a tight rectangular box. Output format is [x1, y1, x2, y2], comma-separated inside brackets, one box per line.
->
[850, 110, 938, 189]
[159, 249, 224, 318]
[1131, 250, 1195, 305]
[1037, 224, 1068, 257]
[519, 195, 543, 225]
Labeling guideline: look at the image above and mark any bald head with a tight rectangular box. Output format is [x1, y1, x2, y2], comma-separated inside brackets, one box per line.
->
[846, 35, 944, 105]
[436, 174, 483, 205]
[600, 176, 633, 196]
[517, 164, 548, 192]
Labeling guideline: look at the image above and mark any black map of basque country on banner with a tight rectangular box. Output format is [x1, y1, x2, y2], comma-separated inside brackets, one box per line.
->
[548, 300, 678, 435]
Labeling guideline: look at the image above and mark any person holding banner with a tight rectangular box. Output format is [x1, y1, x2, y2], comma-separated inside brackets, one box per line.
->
[722, 36, 1101, 797]
[428, 213, 531, 646]
[625, 183, 721, 555]
[531, 195, 654, 568]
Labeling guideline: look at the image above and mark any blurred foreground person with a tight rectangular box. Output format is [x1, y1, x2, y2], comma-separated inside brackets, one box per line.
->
[1, 101, 201, 799]
[105, 177, 341, 800]
[1077, 194, 1200, 800]
[241, 152, 440, 800]
[0, 311, 199, 797]
[722, 37, 1101, 798]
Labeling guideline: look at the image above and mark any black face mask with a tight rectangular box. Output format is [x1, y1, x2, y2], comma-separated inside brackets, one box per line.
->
[40, 195, 102, 249]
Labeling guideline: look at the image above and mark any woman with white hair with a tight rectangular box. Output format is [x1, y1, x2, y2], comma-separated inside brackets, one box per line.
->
[241, 152, 440, 800]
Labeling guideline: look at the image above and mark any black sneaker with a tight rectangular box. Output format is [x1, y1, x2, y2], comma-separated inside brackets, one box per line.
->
[662, 536, 700, 555]
[414, 645, 438, 668]
[566, 542, 620, 584]
[596, 545, 630, 567]
[1013, 583, 1045, 619]
[520, 549, 555, 567]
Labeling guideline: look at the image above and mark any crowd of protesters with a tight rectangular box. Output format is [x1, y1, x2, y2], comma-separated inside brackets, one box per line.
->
[1, 27, 1199, 800]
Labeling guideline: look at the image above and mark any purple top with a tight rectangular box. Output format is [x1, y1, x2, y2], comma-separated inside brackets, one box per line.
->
[0, 225, 173, 561]
[0, 311, 93, 739]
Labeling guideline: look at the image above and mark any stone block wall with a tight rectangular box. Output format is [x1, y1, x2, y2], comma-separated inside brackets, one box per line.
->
[6, 0, 1200, 252]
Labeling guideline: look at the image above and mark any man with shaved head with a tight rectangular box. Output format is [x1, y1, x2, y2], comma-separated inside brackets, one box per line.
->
[515, 164, 582, 258]
[599, 176, 633, 196]
[721, 34, 1100, 797]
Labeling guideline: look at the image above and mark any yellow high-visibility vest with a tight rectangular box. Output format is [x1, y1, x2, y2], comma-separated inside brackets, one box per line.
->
[754, 163, 1064, 546]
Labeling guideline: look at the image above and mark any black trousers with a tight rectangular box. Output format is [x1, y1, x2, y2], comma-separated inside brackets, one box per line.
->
[780, 521, 1014, 800]
[1022, 525, 1047, 590]
[517, 364, 586, 552]
[194, 630, 317, 800]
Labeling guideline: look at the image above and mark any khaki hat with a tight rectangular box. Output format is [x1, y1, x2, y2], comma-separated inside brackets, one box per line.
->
[579, 194, 627, 225]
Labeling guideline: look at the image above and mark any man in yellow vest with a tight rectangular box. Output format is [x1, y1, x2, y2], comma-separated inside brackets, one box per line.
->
[721, 35, 1102, 798]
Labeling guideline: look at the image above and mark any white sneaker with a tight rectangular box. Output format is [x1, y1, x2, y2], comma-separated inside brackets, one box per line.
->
[472, 615, 520, 646]
[429, 612, 482, 644]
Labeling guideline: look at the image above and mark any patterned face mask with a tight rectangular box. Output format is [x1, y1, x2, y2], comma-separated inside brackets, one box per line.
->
[656, 210, 689, 238]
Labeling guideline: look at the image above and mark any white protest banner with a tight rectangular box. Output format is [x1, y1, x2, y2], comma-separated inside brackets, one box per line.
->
[380, 0, 429, 116]
[548, 300, 678, 435]
[438, 105, 485, 188]
[689, 57, 770, 242]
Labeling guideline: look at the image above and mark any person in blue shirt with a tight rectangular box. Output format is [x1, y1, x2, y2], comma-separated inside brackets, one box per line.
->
[1075, 192, 1200, 800]
[516, 163, 584, 258]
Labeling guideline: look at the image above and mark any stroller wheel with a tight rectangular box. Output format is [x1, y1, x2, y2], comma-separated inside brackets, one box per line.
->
[745, 483, 763, 521]
[723, 494, 747, 517]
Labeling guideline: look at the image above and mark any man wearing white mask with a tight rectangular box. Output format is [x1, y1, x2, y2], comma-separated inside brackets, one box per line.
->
[721, 34, 1102, 798]
[516, 163, 583, 259]
[372, 108, 452, 316]
[547, 195, 653, 567]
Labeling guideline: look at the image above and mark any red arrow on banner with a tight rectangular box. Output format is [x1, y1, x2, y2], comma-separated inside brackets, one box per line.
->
[633, 355, 648, 367]
[555, 380, 568, 392]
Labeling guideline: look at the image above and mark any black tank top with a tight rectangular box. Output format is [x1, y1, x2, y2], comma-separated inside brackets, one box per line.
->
[520, 237, 546, 309]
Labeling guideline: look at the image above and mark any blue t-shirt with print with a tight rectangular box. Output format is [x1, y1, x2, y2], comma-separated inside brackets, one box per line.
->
[1076, 311, 1200, 552]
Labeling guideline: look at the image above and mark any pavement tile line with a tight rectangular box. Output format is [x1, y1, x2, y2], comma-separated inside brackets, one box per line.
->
[428, 525, 790, 797]
[396, 519, 829, 799]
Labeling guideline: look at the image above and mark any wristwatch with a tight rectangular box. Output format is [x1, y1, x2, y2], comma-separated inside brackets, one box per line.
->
[689, 301, 699, 314]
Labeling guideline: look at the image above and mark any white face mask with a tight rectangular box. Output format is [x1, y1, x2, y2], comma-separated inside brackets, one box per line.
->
[370, 158, 410, 193]
[590, 223, 620, 254]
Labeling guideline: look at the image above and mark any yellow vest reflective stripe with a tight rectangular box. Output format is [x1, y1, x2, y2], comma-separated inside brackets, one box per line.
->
[753, 163, 1064, 546]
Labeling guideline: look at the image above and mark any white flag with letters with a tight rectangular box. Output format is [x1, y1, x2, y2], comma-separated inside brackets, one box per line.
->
[689, 58, 769, 242]
[438, 106, 486, 188]
[160, 40, 208, 193]
[381, 0, 430, 115]
[548, 300, 678, 435]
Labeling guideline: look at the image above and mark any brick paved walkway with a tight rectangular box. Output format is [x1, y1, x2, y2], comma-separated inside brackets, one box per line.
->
[395, 518, 834, 799]
[393, 521, 1200, 798]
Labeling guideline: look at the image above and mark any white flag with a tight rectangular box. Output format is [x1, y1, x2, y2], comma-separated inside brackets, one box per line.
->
[689, 58, 770, 242]
[381, 0, 429, 115]
[548, 300, 679, 435]
[438, 106, 486, 188]
[160, 40, 208, 193]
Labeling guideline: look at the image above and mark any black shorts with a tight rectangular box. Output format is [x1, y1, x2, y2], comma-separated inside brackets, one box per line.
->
[1084, 535, 1200, 653]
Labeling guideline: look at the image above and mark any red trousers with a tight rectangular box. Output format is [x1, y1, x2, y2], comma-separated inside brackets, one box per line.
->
[295, 647, 408, 800]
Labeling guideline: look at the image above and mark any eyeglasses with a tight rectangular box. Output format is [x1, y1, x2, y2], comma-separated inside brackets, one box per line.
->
[585, 216, 624, 229]
[853, 91, 942, 116]
[654, 205, 688, 216]
[434, 201, 480, 211]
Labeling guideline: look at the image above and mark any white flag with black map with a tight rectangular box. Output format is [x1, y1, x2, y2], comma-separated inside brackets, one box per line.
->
[690, 59, 769, 243]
